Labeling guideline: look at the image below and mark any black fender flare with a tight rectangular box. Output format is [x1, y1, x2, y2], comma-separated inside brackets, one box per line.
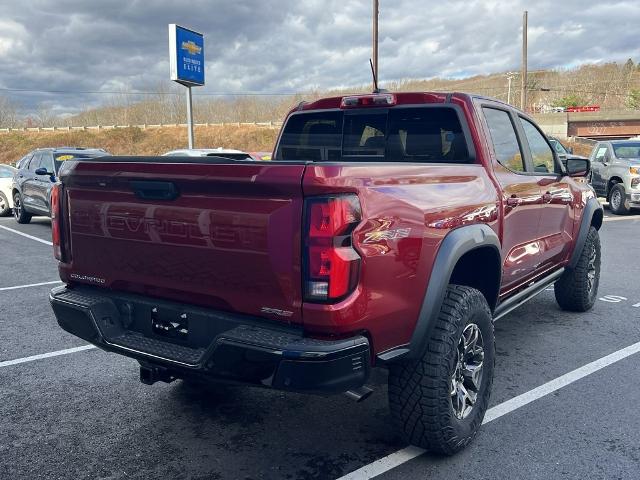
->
[569, 197, 603, 269]
[377, 224, 501, 363]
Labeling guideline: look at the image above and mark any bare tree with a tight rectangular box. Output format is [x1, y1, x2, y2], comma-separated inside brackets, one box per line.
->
[0, 96, 20, 128]
[35, 104, 58, 127]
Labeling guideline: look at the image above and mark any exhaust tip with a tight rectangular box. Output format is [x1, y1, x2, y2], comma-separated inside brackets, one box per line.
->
[344, 385, 373, 402]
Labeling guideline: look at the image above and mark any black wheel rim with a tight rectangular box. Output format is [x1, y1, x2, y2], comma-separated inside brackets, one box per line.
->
[13, 196, 20, 220]
[0, 195, 6, 212]
[451, 323, 484, 419]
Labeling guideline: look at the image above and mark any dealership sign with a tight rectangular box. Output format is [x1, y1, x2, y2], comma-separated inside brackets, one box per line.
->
[169, 24, 205, 86]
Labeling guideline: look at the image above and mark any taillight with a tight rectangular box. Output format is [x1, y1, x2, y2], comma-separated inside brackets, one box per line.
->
[304, 195, 362, 302]
[50, 183, 62, 260]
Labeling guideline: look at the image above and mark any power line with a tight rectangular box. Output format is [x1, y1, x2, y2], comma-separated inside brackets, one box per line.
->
[0, 84, 636, 98]
[532, 87, 634, 97]
[0, 87, 300, 96]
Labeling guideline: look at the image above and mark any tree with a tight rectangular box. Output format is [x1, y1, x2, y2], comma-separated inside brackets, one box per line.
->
[627, 89, 640, 110]
[552, 94, 585, 109]
[623, 58, 635, 73]
[35, 104, 58, 127]
[0, 96, 19, 128]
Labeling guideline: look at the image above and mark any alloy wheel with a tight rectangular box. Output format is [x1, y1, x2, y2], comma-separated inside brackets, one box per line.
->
[586, 242, 598, 294]
[13, 195, 21, 220]
[610, 189, 622, 211]
[451, 323, 485, 420]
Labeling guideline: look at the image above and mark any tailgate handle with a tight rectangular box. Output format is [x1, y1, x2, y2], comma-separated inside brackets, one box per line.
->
[130, 181, 179, 201]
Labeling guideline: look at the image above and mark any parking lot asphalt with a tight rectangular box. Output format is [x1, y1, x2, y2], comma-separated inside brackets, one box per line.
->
[1, 210, 639, 480]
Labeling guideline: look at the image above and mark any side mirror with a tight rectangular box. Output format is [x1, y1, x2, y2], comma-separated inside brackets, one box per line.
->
[566, 158, 590, 178]
[35, 167, 56, 181]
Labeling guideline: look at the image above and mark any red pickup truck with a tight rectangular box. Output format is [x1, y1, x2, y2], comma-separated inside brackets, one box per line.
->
[49, 92, 603, 454]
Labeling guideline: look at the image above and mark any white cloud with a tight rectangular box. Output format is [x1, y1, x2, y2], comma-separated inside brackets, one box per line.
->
[0, 0, 638, 114]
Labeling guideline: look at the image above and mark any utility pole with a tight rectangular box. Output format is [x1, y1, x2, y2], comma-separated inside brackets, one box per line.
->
[506, 72, 517, 105]
[372, 0, 379, 91]
[521, 11, 528, 111]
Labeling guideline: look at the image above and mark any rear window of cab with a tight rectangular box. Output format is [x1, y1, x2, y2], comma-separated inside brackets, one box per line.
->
[275, 107, 471, 163]
[54, 152, 107, 170]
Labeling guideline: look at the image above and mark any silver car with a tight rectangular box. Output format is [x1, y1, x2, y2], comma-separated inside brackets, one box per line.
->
[589, 140, 640, 214]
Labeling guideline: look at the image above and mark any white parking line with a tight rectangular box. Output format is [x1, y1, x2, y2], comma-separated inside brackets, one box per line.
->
[336, 339, 640, 480]
[0, 345, 97, 369]
[0, 225, 52, 245]
[603, 216, 640, 222]
[0, 280, 62, 292]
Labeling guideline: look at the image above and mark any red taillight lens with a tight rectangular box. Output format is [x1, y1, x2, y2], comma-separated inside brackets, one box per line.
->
[304, 195, 361, 302]
[50, 183, 62, 260]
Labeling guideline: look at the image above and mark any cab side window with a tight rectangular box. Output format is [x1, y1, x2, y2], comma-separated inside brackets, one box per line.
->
[593, 146, 608, 163]
[519, 117, 557, 174]
[482, 107, 526, 173]
[28, 153, 42, 171]
[17, 153, 32, 169]
[41, 152, 55, 173]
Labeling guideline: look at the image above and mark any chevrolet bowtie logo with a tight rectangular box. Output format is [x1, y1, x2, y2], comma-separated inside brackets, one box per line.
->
[181, 40, 201, 55]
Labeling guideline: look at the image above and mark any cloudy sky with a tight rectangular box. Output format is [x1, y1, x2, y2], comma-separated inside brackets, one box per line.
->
[0, 0, 639, 115]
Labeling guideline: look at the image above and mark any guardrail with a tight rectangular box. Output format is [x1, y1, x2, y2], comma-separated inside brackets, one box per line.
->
[0, 121, 283, 133]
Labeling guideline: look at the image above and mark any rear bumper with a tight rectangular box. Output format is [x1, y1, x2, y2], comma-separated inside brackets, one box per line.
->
[49, 285, 370, 394]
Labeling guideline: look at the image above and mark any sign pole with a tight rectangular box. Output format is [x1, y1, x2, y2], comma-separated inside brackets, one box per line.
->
[186, 85, 194, 149]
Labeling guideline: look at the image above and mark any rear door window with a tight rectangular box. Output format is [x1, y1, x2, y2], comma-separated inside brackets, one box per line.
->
[482, 107, 526, 173]
[17, 153, 33, 169]
[275, 107, 470, 163]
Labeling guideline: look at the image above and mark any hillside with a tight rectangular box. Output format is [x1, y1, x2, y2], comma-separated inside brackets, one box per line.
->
[0, 125, 278, 165]
[1, 61, 639, 130]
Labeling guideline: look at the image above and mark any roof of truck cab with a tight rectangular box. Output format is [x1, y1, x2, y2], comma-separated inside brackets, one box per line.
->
[297, 92, 454, 111]
[296, 91, 525, 114]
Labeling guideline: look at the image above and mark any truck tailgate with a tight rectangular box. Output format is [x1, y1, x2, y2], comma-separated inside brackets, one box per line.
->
[59, 159, 306, 324]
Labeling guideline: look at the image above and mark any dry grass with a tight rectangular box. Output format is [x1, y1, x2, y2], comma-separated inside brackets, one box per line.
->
[0, 125, 279, 165]
[566, 139, 595, 157]
[0, 124, 598, 165]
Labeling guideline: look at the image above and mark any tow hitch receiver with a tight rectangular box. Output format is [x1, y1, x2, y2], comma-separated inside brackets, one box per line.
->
[139, 364, 176, 385]
[151, 307, 189, 340]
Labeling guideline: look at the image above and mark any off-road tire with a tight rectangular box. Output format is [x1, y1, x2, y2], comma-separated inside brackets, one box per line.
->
[554, 226, 601, 312]
[388, 285, 495, 455]
[609, 183, 630, 215]
[0, 192, 10, 216]
[13, 192, 32, 224]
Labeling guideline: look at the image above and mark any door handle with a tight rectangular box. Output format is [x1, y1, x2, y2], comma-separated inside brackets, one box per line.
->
[130, 180, 179, 201]
[506, 195, 521, 207]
